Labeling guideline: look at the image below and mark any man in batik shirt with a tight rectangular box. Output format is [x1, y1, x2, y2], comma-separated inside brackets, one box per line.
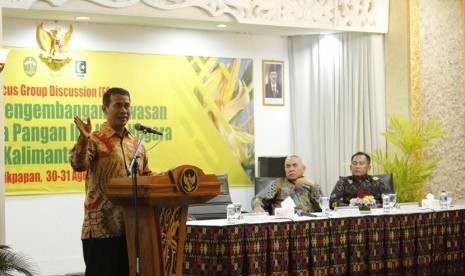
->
[329, 151, 390, 209]
[252, 155, 322, 215]
[71, 87, 152, 276]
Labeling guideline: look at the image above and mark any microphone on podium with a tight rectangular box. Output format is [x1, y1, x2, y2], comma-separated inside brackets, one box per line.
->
[134, 123, 163, 136]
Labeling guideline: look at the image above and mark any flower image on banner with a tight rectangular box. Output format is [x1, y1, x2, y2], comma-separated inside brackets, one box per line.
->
[196, 57, 254, 178]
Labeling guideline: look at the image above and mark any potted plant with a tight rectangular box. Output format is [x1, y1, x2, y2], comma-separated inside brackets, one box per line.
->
[349, 189, 377, 213]
[371, 114, 446, 203]
[0, 245, 37, 276]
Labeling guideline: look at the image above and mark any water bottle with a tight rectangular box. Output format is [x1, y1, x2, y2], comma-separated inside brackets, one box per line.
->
[439, 190, 448, 210]
[383, 194, 390, 213]
[227, 204, 235, 224]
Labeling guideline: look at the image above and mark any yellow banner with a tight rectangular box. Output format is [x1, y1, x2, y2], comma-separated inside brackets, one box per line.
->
[3, 48, 254, 195]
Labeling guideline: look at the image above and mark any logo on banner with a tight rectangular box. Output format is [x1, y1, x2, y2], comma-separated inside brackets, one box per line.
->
[23, 56, 38, 77]
[75, 60, 87, 78]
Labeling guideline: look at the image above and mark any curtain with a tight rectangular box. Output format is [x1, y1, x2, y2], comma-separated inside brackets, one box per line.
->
[288, 33, 386, 195]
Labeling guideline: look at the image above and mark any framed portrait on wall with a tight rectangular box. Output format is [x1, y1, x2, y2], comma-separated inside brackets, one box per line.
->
[262, 60, 284, 106]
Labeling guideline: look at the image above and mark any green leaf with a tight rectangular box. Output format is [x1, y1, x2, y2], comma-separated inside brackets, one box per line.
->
[371, 114, 447, 202]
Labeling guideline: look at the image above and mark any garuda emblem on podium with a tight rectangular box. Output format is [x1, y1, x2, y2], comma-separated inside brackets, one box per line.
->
[180, 168, 198, 193]
[37, 22, 73, 70]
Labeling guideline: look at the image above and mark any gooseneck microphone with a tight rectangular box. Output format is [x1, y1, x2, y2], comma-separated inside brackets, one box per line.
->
[134, 123, 163, 135]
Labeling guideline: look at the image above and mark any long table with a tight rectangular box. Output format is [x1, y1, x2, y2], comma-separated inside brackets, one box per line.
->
[183, 207, 465, 275]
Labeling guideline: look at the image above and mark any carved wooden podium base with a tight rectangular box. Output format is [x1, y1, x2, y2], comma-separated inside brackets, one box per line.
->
[107, 165, 221, 276]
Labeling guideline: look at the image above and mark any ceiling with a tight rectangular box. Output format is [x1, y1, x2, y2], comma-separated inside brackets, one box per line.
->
[2, 7, 329, 36]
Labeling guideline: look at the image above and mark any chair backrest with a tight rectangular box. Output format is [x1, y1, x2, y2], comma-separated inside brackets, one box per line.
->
[258, 156, 286, 177]
[338, 173, 394, 193]
[254, 177, 276, 195]
[187, 174, 232, 220]
[253, 177, 277, 214]
[375, 173, 394, 193]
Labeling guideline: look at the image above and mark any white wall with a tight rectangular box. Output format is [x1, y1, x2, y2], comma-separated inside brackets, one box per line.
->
[0, 8, 5, 245]
[2, 18, 292, 275]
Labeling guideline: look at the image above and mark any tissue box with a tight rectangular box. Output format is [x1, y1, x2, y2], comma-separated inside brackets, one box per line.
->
[421, 199, 439, 209]
[275, 207, 294, 219]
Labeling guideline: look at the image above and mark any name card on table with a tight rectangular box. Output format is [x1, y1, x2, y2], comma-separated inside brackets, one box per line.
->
[396, 202, 421, 210]
[334, 206, 360, 216]
[242, 212, 269, 223]
[275, 207, 294, 219]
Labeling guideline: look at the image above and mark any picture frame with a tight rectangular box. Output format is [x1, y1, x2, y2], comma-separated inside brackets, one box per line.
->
[262, 60, 284, 106]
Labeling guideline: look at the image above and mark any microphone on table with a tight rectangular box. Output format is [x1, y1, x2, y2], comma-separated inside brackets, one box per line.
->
[134, 123, 163, 136]
[296, 210, 318, 217]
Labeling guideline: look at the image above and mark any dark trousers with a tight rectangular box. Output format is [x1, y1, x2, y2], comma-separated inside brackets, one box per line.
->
[82, 236, 129, 276]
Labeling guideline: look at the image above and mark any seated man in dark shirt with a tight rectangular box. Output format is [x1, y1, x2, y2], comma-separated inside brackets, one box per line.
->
[251, 155, 322, 214]
[329, 151, 390, 209]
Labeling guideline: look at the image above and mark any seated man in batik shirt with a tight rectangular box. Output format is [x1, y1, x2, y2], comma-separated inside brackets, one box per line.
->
[329, 151, 390, 209]
[252, 155, 322, 215]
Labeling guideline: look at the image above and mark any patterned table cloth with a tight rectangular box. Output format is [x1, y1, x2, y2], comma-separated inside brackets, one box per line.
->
[183, 208, 465, 275]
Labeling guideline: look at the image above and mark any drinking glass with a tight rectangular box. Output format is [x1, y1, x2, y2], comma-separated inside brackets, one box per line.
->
[233, 202, 242, 221]
[446, 193, 453, 209]
[319, 196, 330, 212]
[388, 193, 397, 209]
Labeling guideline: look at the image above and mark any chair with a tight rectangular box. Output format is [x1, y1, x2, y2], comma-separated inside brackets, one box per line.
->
[253, 177, 277, 214]
[258, 156, 286, 177]
[187, 174, 233, 220]
[375, 173, 394, 193]
[338, 173, 394, 193]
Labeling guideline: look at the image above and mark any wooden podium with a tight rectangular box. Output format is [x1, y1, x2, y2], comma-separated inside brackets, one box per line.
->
[107, 165, 221, 276]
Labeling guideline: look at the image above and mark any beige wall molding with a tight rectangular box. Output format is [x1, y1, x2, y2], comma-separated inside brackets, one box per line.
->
[1, 0, 389, 33]
[408, 0, 422, 124]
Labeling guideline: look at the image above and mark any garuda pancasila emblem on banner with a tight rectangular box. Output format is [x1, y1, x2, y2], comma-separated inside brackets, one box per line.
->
[36, 22, 73, 70]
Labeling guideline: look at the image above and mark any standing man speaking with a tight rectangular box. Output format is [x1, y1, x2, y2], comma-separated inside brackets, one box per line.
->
[70, 87, 152, 276]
